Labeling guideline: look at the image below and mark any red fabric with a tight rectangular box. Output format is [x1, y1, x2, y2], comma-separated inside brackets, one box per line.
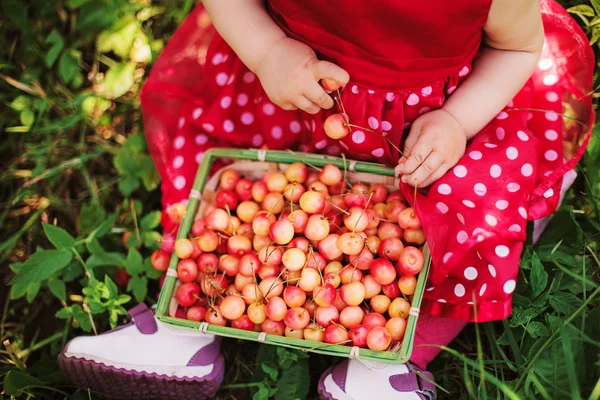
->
[140, 0, 594, 322]
[410, 314, 468, 369]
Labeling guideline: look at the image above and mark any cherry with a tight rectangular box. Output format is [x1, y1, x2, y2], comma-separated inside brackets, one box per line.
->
[177, 258, 199, 283]
[151, 250, 170, 272]
[176, 282, 200, 307]
[324, 114, 349, 140]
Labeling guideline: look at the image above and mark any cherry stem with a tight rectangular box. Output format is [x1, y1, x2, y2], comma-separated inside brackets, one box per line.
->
[327, 200, 350, 215]
[287, 150, 323, 172]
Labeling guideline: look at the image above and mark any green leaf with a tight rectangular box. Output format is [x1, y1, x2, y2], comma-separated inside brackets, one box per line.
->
[87, 299, 105, 314]
[3, 370, 43, 396]
[141, 211, 162, 230]
[276, 347, 305, 370]
[119, 175, 140, 196]
[71, 304, 92, 332]
[26, 282, 41, 303]
[10, 283, 28, 300]
[567, 4, 596, 17]
[1, 0, 30, 33]
[140, 163, 161, 191]
[20, 109, 35, 126]
[66, 0, 91, 8]
[261, 363, 279, 381]
[549, 292, 583, 315]
[48, 279, 67, 301]
[124, 248, 144, 275]
[96, 18, 139, 58]
[105, 275, 119, 298]
[115, 294, 132, 305]
[127, 275, 148, 303]
[61, 262, 84, 282]
[530, 252, 548, 297]
[142, 231, 162, 250]
[144, 257, 163, 279]
[526, 321, 548, 338]
[45, 29, 64, 67]
[125, 233, 142, 249]
[78, 204, 107, 236]
[253, 384, 276, 400]
[591, 25, 600, 46]
[274, 357, 309, 400]
[10, 95, 31, 111]
[43, 223, 76, 250]
[58, 50, 81, 84]
[10, 249, 73, 285]
[592, 0, 600, 15]
[87, 212, 118, 242]
[86, 251, 125, 269]
[102, 62, 136, 99]
[55, 307, 72, 319]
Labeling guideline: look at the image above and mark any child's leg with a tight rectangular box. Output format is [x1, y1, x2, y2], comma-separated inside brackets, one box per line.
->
[410, 314, 467, 370]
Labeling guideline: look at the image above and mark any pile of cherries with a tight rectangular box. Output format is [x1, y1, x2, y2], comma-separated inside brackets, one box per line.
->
[151, 162, 425, 352]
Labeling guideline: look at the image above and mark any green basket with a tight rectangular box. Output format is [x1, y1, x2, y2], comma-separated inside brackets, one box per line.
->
[156, 148, 431, 364]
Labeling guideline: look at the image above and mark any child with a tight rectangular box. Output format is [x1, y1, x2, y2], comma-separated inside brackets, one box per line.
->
[59, 0, 593, 399]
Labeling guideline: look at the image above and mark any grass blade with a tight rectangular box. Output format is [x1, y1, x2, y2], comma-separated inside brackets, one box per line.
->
[560, 329, 582, 400]
[445, 347, 522, 400]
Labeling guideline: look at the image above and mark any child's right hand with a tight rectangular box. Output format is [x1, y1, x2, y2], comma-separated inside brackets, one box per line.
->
[255, 37, 349, 115]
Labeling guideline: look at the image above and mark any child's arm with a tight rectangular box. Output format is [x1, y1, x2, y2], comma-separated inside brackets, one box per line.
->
[203, 0, 349, 114]
[396, 0, 543, 188]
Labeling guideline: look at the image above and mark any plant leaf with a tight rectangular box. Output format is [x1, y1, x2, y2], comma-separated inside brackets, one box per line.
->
[55, 307, 72, 319]
[26, 282, 42, 303]
[119, 175, 140, 196]
[48, 279, 67, 301]
[58, 50, 81, 84]
[567, 5, 596, 17]
[530, 252, 548, 297]
[549, 292, 583, 315]
[43, 223, 76, 250]
[10, 283, 28, 300]
[71, 304, 92, 332]
[274, 357, 309, 400]
[123, 248, 144, 276]
[141, 211, 162, 231]
[9, 249, 73, 285]
[526, 321, 548, 338]
[3, 370, 43, 396]
[105, 275, 119, 298]
[127, 275, 147, 303]
[102, 62, 136, 99]
[45, 29, 64, 67]
[78, 204, 107, 236]
[261, 363, 279, 381]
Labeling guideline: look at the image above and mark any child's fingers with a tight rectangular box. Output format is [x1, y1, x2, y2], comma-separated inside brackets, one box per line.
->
[294, 96, 321, 115]
[418, 163, 452, 188]
[401, 151, 442, 186]
[395, 140, 431, 175]
[312, 60, 350, 86]
[305, 82, 335, 109]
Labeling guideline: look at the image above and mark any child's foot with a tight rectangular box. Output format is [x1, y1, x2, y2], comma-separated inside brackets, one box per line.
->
[58, 304, 224, 400]
[318, 359, 436, 400]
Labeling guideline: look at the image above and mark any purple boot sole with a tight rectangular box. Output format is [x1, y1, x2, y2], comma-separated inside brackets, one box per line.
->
[58, 352, 225, 400]
[317, 366, 336, 400]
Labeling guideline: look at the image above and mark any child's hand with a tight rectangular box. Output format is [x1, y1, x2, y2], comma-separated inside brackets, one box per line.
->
[255, 37, 349, 114]
[395, 109, 467, 188]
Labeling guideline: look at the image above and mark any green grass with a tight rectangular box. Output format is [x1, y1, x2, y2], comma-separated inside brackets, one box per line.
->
[1, 0, 599, 399]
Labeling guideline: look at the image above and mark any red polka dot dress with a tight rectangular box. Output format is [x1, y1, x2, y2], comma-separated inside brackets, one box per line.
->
[141, 0, 594, 322]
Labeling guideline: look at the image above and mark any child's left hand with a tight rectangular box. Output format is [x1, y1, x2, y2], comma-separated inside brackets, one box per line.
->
[395, 109, 467, 188]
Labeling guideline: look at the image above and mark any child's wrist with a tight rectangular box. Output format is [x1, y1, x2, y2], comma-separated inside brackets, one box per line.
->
[439, 107, 469, 140]
[248, 34, 288, 74]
